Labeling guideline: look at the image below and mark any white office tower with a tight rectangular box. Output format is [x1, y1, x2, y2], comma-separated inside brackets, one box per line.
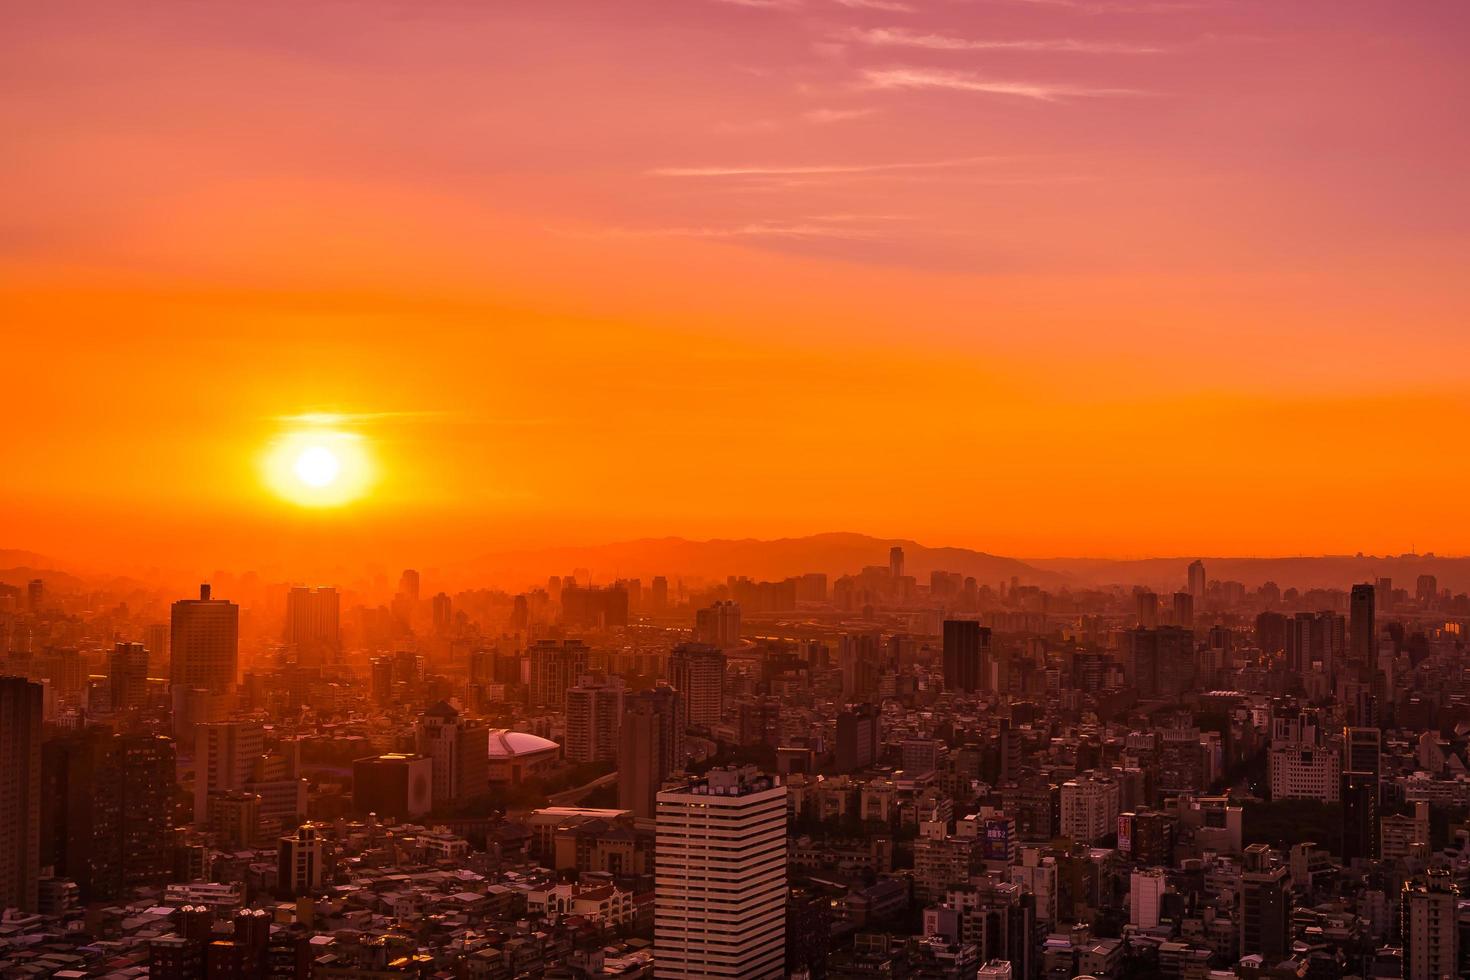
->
[655, 766, 786, 979]
[1130, 868, 1166, 929]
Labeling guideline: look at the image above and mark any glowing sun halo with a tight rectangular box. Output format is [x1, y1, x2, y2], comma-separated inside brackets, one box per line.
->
[263, 429, 374, 507]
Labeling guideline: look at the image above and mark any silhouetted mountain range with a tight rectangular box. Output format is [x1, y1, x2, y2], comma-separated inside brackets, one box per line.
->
[459, 532, 1056, 590]
[7, 537, 1470, 597]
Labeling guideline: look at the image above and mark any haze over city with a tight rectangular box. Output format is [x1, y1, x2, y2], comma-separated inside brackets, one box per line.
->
[4, 3, 1470, 980]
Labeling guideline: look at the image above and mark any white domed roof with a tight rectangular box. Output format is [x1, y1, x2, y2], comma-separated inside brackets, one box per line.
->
[486, 729, 559, 757]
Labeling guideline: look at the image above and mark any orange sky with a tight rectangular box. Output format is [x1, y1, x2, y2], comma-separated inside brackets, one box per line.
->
[4, 0, 1470, 578]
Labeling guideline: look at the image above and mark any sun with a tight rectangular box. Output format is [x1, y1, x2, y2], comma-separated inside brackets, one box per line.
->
[294, 445, 341, 488]
[263, 428, 374, 507]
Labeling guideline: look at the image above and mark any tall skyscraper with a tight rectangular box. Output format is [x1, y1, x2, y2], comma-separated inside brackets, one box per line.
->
[1122, 627, 1196, 699]
[431, 592, 452, 634]
[889, 546, 904, 581]
[942, 620, 988, 694]
[655, 767, 786, 979]
[565, 675, 626, 764]
[1187, 559, 1207, 601]
[528, 639, 590, 709]
[619, 685, 684, 819]
[108, 641, 150, 711]
[195, 721, 265, 828]
[285, 586, 340, 664]
[668, 643, 725, 728]
[1135, 590, 1160, 629]
[398, 569, 420, 602]
[0, 677, 43, 913]
[44, 732, 177, 901]
[694, 601, 741, 648]
[414, 701, 489, 806]
[1341, 769, 1380, 863]
[834, 703, 880, 773]
[1401, 870, 1459, 980]
[170, 584, 239, 694]
[144, 623, 170, 671]
[1172, 591, 1194, 630]
[1239, 844, 1291, 961]
[1129, 868, 1166, 929]
[1350, 583, 1376, 666]
[277, 822, 325, 898]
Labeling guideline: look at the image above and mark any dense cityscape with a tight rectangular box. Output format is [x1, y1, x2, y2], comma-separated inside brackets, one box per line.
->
[3, 547, 1469, 979]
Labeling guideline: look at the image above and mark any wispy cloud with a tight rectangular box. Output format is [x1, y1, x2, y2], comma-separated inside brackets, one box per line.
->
[710, 0, 801, 8]
[572, 222, 881, 241]
[985, 0, 1209, 11]
[860, 67, 1146, 100]
[272, 410, 455, 427]
[648, 156, 1001, 178]
[842, 26, 1163, 54]
[833, 0, 917, 11]
[803, 106, 880, 124]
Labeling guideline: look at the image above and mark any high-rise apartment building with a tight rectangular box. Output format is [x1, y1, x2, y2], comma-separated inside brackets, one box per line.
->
[285, 586, 340, 664]
[1135, 591, 1159, 629]
[1350, 583, 1376, 666]
[694, 601, 741, 648]
[528, 639, 590, 709]
[942, 620, 988, 694]
[278, 822, 326, 898]
[0, 676, 43, 913]
[1341, 769, 1380, 863]
[195, 721, 265, 827]
[655, 767, 786, 979]
[565, 675, 626, 764]
[44, 732, 176, 902]
[668, 643, 725, 728]
[1187, 560, 1207, 601]
[108, 641, 150, 711]
[414, 701, 489, 806]
[1401, 869, 1458, 980]
[619, 686, 685, 819]
[170, 584, 239, 694]
[1060, 773, 1120, 844]
[835, 703, 880, 773]
[1122, 627, 1196, 699]
[1129, 868, 1166, 929]
[1172, 591, 1193, 630]
[1239, 844, 1291, 960]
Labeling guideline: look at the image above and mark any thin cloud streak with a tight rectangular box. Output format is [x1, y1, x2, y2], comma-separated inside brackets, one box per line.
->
[569, 222, 882, 241]
[842, 26, 1164, 53]
[648, 156, 1004, 177]
[709, 0, 802, 8]
[860, 67, 1148, 100]
[803, 106, 880, 123]
[833, 0, 917, 11]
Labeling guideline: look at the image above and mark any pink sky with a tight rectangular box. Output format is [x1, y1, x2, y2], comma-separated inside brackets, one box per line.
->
[4, 0, 1470, 573]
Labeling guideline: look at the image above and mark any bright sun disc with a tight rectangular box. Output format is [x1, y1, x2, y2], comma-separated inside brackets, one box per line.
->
[263, 429, 374, 507]
[294, 446, 340, 487]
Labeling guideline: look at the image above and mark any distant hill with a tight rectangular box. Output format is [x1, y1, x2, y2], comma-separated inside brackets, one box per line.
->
[1029, 554, 1470, 594]
[0, 566, 88, 593]
[457, 531, 1057, 591]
